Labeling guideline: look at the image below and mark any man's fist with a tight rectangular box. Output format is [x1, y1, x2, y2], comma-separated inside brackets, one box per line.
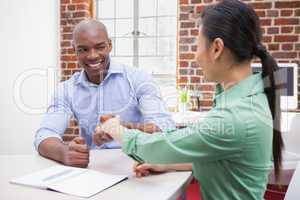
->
[62, 137, 90, 168]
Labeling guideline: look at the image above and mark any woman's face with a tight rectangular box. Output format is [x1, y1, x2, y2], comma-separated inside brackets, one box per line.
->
[196, 26, 225, 82]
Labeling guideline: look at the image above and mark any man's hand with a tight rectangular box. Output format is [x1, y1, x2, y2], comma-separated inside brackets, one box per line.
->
[62, 137, 90, 168]
[100, 115, 115, 123]
[100, 116, 124, 143]
[92, 115, 115, 146]
[92, 125, 113, 146]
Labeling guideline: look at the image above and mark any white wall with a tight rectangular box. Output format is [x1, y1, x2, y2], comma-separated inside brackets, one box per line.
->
[0, 0, 59, 154]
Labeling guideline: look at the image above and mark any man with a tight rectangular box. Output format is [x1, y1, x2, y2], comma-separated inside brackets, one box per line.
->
[34, 19, 175, 168]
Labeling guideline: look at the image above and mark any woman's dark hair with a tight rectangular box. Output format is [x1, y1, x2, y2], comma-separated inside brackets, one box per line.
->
[200, 0, 283, 180]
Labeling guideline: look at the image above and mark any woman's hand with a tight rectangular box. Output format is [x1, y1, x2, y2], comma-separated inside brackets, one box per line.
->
[133, 162, 193, 177]
[92, 115, 116, 146]
[133, 162, 171, 177]
[92, 125, 113, 146]
[100, 116, 125, 144]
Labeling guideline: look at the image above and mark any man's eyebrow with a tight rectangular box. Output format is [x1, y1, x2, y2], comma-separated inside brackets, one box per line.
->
[76, 45, 87, 48]
[94, 42, 107, 46]
[76, 41, 107, 49]
[75, 44, 89, 48]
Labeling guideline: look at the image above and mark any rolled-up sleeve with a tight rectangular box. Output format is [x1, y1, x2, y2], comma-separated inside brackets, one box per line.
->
[133, 71, 175, 131]
[34, 83, 73, 151]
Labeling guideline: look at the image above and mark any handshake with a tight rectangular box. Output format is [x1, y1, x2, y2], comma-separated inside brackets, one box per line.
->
[92, 115, 123, 146]
[60, 115, 122, 168]
[63, 115, 190, 175]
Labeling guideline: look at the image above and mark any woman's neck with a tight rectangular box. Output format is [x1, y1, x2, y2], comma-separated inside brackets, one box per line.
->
[221, 61, 252, 91]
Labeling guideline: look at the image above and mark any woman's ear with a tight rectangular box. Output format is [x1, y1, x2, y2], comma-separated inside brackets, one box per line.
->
[211, 38, 224, 61]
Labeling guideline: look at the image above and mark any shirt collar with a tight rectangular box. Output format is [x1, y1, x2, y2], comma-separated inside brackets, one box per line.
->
[213, 72, 264, 107]
[75, 59, 124, 87]
[107, 59, 124, 74]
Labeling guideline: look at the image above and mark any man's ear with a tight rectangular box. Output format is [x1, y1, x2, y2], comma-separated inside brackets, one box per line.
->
[211, 38, 224, 61]
[108, 38, 112, 52]
[72, 41, 77, 54]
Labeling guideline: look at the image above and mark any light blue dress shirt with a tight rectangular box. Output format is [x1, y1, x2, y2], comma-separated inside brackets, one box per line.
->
[34, 60, 175, 150]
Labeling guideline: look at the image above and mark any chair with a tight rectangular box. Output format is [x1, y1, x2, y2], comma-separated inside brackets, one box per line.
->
[284, 162, 300, 200]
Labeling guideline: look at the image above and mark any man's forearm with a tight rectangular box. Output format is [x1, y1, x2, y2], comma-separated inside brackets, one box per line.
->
[38, 137, 68, 164]
[121, 122, 161, 133]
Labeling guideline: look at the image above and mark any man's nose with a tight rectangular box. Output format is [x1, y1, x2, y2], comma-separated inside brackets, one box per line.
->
[87, 48, 99, 60]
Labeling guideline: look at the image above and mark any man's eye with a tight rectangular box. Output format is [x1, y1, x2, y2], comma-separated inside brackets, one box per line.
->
[96, 46, 106, 50]
[77, 48, 87, 53]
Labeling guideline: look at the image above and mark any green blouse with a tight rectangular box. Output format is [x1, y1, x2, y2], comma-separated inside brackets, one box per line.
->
[122, 73, 273, 200]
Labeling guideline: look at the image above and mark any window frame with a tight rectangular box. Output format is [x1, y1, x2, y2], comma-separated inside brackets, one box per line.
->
[96, 0, 177, 79]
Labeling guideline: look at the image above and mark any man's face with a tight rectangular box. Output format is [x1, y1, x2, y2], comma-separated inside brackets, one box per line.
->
[73, 28, 112, 82]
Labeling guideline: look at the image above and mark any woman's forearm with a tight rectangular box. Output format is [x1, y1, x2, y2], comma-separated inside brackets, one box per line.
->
[122, 122, 161, 133]
[165, 163, 193, 171]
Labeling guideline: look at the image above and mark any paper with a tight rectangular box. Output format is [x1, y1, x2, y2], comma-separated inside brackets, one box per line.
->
[10, 165, 127, 198]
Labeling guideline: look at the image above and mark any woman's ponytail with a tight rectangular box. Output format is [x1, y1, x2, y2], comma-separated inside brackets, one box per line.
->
[255, 44, 284, 181]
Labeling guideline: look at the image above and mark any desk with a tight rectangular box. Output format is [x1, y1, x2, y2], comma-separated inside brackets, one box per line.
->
[1, 149, 193, 200]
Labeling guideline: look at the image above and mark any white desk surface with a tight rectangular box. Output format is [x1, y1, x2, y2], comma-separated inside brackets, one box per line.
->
[1, 149, 192, 200]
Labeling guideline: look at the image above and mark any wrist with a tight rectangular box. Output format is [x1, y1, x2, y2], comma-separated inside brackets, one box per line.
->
[59, 143, 69, 164]
[121, 122, 135, 129]
[163, 165, 176, 172]
[116, 125, 127, 143]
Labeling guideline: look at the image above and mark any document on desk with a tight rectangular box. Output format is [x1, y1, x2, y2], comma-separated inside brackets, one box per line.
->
[10, 165, 127, 198]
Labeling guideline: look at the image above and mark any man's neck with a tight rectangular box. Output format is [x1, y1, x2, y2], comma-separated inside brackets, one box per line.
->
[86, 70, 108, 85]
[86, 60, 110, 84]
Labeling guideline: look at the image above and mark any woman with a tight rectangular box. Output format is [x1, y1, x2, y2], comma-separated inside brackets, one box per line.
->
[97, 0, 284, 199]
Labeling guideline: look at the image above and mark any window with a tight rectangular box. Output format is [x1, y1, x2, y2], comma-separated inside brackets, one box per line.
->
[96, 0, 177, 87]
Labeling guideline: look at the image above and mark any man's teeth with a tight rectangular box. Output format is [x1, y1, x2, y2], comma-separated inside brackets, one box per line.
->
[89, 63, 100, 67]
[88, 60, 104, 67]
